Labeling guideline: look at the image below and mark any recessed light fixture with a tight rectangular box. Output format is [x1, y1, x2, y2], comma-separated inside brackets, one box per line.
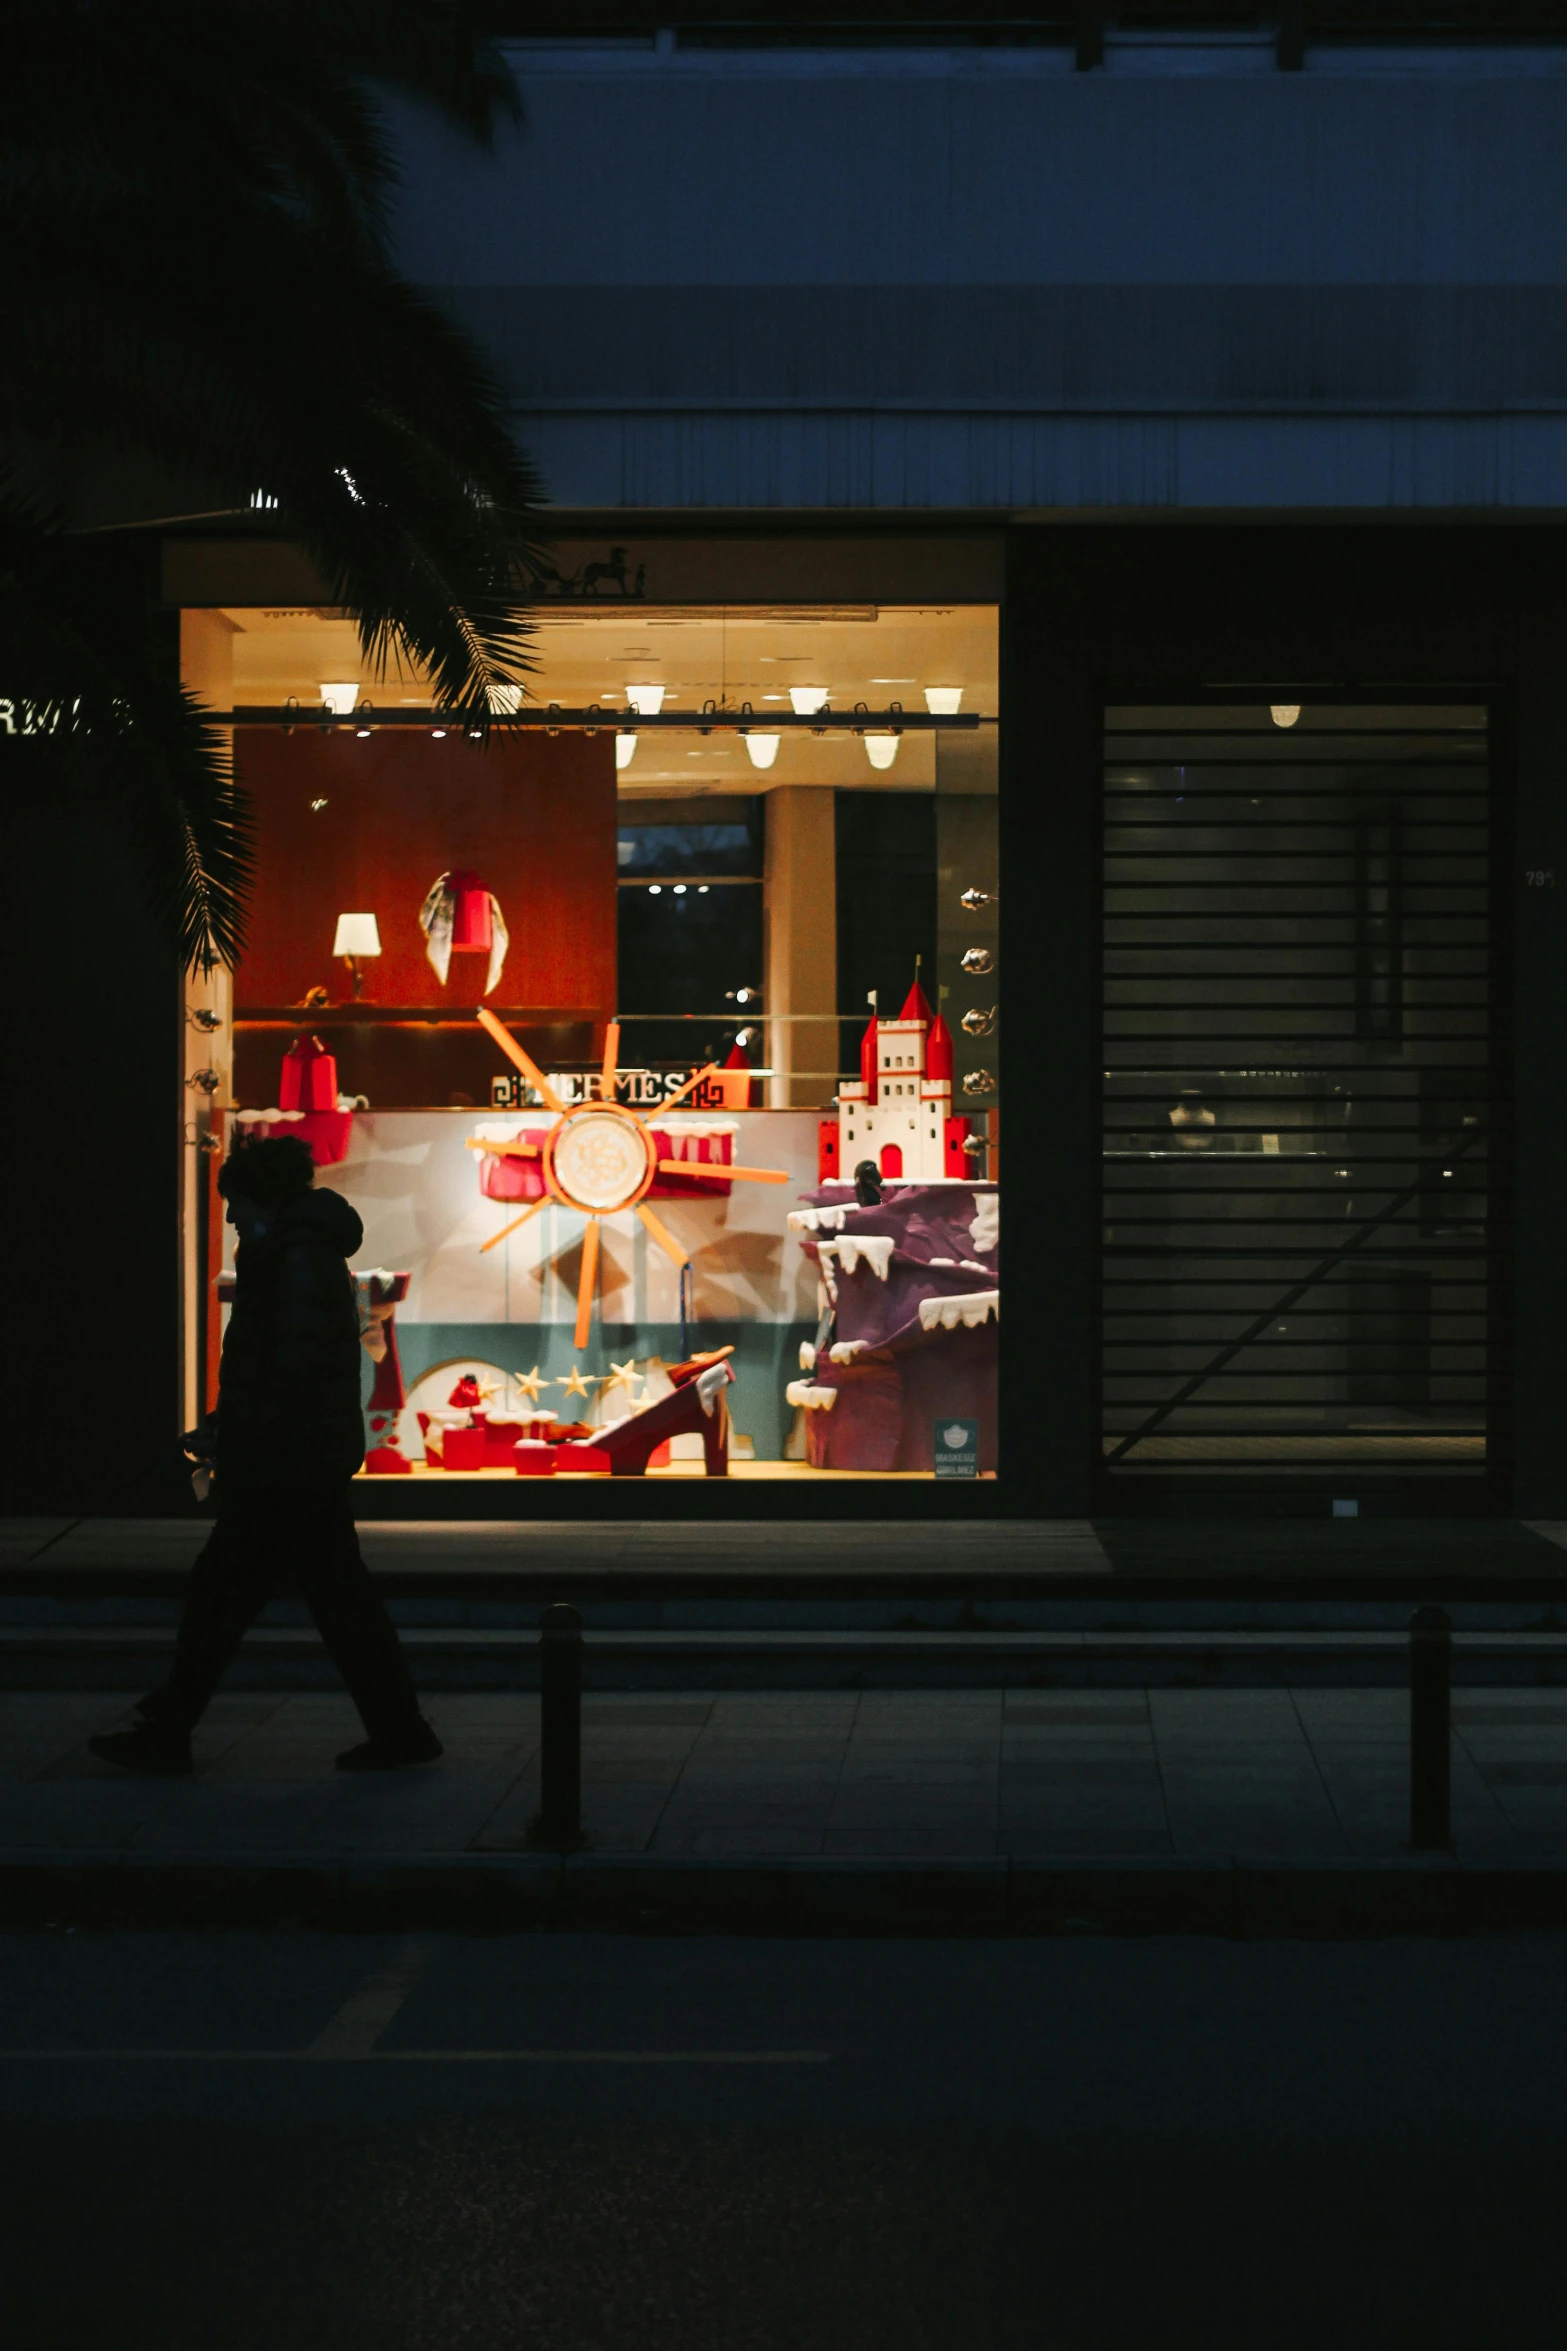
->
[625, 684, 665, 715]
[744, 733, 781, 770]
[789, 686, 829, 715]
[673, 883, 687, 895]
[431, 727, 447, 740]
[698, 884, 710, 894]
[871, 677, 916, 685]
[1270, 703, 1302, 728]
[320, 682, 359, 715]
[864, 735, 900, 771]
[924, 687, 963, 714]
[648, 884, 662, 895]
[616, 733, 638, 770]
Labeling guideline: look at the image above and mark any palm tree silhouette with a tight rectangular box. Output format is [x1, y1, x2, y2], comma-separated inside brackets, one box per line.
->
[1, 1, 547, 970]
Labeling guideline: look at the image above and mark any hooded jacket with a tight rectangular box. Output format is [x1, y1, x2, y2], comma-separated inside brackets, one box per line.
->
[216, 1187, 366, 1487]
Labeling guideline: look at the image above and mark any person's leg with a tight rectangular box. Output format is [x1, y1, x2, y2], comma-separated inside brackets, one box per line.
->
[289, 1485, 437, 1759]
[141, 1497, 277, 1731]
[91, 1497, 275, 1772]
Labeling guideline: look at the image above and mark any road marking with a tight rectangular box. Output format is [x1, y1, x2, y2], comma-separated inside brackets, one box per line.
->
[308, 1933, 435, 2058]
[0, 2048, 832, 2065]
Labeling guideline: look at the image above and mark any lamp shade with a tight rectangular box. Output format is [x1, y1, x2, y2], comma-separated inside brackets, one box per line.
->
[788, 686, 829, 715]
[333, 912, 382, 958]
[320, 682, 360, 716]
[924, 686, 964, 714]
[744, 733, 781, 770]
[864, 734, 900, 770]
[625, 683, 665, 715]
[616, 732, 638, 769]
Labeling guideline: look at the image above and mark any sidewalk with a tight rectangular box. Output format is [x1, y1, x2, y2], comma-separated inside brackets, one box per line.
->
[8, 1686, 1567, 1934]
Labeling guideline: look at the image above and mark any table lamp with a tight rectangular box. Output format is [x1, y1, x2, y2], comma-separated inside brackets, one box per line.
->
[332, 912, 381, 1000]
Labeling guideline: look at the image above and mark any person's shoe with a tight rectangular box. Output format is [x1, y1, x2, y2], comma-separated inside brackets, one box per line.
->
[88, 1726, 194, 1777]
[335, 1719, 444, 1772]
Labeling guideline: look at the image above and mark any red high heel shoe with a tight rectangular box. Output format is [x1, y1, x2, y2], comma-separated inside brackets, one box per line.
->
[554, 1349, 735, 1478]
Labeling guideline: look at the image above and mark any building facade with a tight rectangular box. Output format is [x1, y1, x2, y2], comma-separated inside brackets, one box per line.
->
[18, 8, 1567, 1522]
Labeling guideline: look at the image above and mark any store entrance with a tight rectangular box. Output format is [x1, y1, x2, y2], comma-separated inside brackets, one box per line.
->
[1098, 700, 1495, 1506]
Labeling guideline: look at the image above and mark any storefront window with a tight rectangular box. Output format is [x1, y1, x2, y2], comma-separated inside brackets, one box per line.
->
[196, 597, 999, 1485]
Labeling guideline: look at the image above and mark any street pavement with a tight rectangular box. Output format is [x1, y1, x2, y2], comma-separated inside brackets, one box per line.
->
[5, 1684, 1566, 1860]
[3, 1927, 1567, 2347]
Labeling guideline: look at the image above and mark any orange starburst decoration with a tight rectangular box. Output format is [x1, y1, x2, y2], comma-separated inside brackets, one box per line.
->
[468, 1007, 789, 1350]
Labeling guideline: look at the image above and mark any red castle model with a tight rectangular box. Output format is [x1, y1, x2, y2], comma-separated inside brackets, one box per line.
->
[819, 980, 970, 1185]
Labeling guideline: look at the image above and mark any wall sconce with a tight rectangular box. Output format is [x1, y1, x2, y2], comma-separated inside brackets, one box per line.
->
[320, 682, 360, 716]
[864, 734, 900, 770]
[625, 684, 665, 715]
[332, 911, 382, 1000]
[744, 733, 781, 770]
[960, 947, 993, 976]
[961, 1069, 996, 1097]
[924, 686, 964, 714]
[961, 1006, 996, 1037]
[1270, 703, 1302, 728]
[616, 733, 638, 770]
[960, 887, 995, 912]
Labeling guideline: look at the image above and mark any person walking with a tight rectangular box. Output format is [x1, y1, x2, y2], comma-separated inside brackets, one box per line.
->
[91, 1136, 442, 1776]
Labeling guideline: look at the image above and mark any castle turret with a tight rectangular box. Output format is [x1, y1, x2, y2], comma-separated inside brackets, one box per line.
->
[859, 1013, 879, 1102]
[926, 1010, 953, 1085]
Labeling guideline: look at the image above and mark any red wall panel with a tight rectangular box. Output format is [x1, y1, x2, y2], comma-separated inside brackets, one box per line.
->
[233, 730, 617, 1013]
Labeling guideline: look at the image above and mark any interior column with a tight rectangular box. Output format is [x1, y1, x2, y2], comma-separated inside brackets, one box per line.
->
[763, 785, 838, 1110]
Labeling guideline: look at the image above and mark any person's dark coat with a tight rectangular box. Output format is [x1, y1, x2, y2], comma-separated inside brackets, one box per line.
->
[215, 1187, 366, 1487]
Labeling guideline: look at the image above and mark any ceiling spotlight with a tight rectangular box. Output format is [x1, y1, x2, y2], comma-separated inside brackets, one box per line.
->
[924, 687, 964, 714]
[625, 684, 665, 716]
[673, 883, 687, 895]
[1270, 703, 1302, 728]
[698, 884, 710, 893]
[319, 682, 359, 716]
[430, 728, 447, 740]
[648, 884, 662, 895]
[355, 725, 371, 738]
[864, 734, 900, 771]
[616, 733, 638, 770]
[744, 733, 781, 770]
[788, 686, 829, 715]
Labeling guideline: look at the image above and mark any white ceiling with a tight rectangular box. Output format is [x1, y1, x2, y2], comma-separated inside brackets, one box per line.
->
[219, 603, 998, 794]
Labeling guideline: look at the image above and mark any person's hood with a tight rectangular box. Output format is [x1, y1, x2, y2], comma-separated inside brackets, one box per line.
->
[263, 1186, 364, 1259]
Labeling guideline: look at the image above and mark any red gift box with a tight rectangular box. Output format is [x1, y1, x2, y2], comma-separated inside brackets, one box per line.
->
[440, 1425, 489, 1472]
[280, 1035, 338, 1112]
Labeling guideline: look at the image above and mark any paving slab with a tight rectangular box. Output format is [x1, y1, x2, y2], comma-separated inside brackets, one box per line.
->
[3, 1683, 1567, 1928]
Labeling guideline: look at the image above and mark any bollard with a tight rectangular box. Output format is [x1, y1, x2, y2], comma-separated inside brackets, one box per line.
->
[538, 1601, 583, 1850]
[1409, 1604, 1452, 1850]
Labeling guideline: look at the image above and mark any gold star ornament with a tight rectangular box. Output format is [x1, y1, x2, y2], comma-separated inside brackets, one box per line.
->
[555, 1364, 591, 1402]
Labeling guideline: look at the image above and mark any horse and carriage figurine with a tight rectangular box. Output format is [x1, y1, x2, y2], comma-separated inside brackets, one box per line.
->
[523, 546, 646, 599]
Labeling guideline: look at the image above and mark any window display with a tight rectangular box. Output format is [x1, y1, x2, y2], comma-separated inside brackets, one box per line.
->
[199, 600, 1000, 1482]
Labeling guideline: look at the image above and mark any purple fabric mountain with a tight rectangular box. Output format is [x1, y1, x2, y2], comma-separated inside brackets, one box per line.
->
[787, 1183, 998, 1473]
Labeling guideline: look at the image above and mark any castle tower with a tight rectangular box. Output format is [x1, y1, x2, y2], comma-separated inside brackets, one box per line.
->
[820, 975, 971, 1185]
